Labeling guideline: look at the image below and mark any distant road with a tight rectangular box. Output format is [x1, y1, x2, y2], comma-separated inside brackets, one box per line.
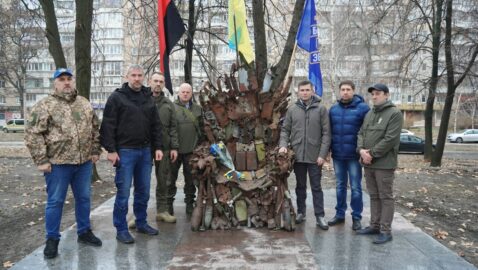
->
[1, 141, 477, 158]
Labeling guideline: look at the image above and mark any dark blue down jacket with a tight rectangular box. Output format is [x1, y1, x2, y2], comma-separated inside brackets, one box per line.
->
[329, 94, 369, 160]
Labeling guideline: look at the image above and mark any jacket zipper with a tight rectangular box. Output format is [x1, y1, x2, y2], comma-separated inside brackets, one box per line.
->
[303, 106, 308, 161]
[69, 103, 83, 163]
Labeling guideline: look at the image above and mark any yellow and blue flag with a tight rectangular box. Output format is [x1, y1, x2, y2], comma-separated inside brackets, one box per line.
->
[228, 0, 254, 64]
[296, 0, 323, 96]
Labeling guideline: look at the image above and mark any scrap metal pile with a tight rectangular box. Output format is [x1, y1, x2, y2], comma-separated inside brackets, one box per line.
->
[189, 64, 297, 231]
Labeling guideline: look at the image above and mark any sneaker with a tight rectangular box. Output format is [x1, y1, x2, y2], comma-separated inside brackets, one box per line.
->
[327, 216, 345, 226]
[116, 231, 135, 244]
[44, 238, 60, 259]
[295, 213, 306, 224]
[316, 216, 329, 230]
[356, 226, 380, 235]
[78, 229, 102, 247]
[373, 232, 393, 244]
[352, 219, 362, 231]
[137, 224, 159, 235]
[157, 211, 177, 223]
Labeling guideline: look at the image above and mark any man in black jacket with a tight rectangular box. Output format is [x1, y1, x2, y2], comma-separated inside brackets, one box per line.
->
[100, 65, 163, 244]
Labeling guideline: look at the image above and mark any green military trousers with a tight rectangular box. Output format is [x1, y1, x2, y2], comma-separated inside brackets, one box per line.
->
[155, 150, 172, 213]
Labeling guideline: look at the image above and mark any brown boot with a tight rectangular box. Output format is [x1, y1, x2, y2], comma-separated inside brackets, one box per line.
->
[156, 211, 177, 223]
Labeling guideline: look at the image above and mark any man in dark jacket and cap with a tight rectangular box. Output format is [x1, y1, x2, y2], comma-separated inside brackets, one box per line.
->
[279, 80, 331, 230]
[356, 83, 403, 244]
[328, 80, 369, 231]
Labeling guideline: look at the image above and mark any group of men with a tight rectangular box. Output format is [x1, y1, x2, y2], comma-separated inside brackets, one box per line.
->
[25, 66, 401, 260]
[280, 80, 402, 245]
[25, 66, 203, 259]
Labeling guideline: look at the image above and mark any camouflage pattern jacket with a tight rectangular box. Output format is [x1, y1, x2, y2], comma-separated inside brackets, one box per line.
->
[25, 91, 101, 166]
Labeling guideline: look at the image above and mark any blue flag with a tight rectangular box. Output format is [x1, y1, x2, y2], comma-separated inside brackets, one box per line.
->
[296, 0, 323, 96]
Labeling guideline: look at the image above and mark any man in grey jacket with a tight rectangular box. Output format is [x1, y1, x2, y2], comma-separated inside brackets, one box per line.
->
[279, 80, 331, 230]
[356, 83, 403, 244]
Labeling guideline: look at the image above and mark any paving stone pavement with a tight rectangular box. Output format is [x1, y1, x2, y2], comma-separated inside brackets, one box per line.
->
[11, 184, 477, 270]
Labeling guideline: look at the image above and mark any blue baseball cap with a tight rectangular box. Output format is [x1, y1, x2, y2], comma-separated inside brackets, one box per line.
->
[53, 68, 73, 79]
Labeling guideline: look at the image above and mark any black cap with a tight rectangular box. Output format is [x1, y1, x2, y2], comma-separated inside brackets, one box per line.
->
[368, 83, 389, 93]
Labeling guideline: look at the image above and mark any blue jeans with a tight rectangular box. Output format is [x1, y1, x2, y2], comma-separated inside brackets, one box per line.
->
[44, 161, 93, 240]
[333, 159, 363, 220]
[113, 147, 152, 232]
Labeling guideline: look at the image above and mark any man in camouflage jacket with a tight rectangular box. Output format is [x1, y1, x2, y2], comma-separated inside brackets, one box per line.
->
[25, 68, 102, 259]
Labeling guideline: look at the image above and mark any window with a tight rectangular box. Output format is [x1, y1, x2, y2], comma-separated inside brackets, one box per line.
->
[16, 97, 20, 104]
[104, 62, 122, 75]
[0, 96, 5, 104]
[0, 80, 5, 88]
[407, 95, 412, 103]
[26, 79, 42, 88]
[57, 0, 74, 9]
[410, 136, 422, 143]
[26, 94, 36, 102]
[103, 0, 121, 8]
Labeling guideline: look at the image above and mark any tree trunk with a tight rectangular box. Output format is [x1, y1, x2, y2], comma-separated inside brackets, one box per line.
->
[252, 0, 267, 87]
[269, 0, 305, 92]
[431, 0, 454, 167]
[184, 0, 196, 85]
[423, 0, 444, 161]
[39, 0, 67, 68]
[75, 0, 93, 99]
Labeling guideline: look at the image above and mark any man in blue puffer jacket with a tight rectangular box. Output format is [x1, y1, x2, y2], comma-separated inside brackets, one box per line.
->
[328, 80, 369, 230]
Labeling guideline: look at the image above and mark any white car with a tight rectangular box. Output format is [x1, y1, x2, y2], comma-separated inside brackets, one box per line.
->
[447, 129, 478, 143]
[401, 129, 414, 136]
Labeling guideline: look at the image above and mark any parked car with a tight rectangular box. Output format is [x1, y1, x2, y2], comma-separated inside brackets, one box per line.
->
[399, 134, 434, 154]
[401, 129, 415, 135]
[447, 129, 478, 143]
[3, 119, 25, 133]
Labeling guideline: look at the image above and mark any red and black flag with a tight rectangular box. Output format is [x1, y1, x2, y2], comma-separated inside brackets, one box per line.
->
[158, 0, 185, 95]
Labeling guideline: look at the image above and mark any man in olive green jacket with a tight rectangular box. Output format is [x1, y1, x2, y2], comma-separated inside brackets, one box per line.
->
[170, 83, 204, 217]
[356, 83, 403, 244]
[151, 72, 179, 222]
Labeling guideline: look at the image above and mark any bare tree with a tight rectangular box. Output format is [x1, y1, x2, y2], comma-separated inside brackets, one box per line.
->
[432, 0, 478, 166]
[0, 4, 43, 118]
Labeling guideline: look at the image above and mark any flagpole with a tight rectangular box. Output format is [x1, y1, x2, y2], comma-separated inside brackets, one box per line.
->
[285, 41, 298, 80]
[233, 14, 240, 67]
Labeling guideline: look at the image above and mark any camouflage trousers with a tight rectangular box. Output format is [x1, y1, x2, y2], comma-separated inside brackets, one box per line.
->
[169, 153, 197, 210]
[155, 150, 173, 213]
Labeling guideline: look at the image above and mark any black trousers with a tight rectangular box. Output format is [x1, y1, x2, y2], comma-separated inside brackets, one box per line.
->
[294, 162, 325, 218]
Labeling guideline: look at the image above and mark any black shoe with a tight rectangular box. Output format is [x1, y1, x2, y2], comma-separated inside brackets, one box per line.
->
[116, 231, 135, 244]
[137, 224, 159, 235]
[356, 226, 380, 235]
[373, 233, 393, 244]
[78, 229, 102, 247]
[327, 216, 345, 226]
[295, 213, 306, 224]
[44, 238, 60, 259]
[352, 219, 362, 231]
[316, 217, 329, 230]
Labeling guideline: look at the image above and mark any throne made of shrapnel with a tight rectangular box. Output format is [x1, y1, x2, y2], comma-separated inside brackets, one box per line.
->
[189, 64, 296, 231]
